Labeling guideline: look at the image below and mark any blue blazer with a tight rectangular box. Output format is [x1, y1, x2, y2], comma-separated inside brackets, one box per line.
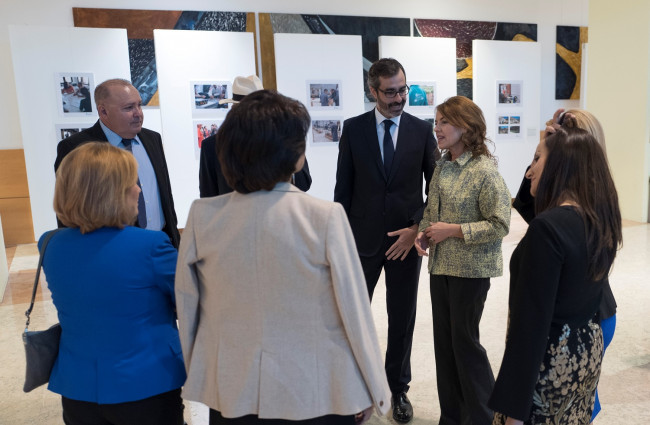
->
[39, 226, 186, 404]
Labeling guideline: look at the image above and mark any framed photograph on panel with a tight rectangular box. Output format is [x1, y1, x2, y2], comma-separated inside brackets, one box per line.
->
[408, 82, 436, 109]
[54, 123, 92, 143]
[56, 73, 94, 116]
[191, 82, 229, 111]
[496, 81, 522, 106]
[495, 114, 523, 139]
[307, 81, 341, 109]
[194, 119, 223, 159]
[311, 119, 342, 144]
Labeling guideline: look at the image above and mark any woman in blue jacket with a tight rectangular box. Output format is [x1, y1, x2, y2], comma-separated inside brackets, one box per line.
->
[40, 142, 186, 425]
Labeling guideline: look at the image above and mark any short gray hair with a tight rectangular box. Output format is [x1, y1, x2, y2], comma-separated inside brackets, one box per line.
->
[94, 78, 134, 106]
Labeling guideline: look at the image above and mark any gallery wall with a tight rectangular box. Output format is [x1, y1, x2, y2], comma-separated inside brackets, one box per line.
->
[0, 0, 588, 151]
[586, 0, 650, 223]
[1, 0, 601, 237]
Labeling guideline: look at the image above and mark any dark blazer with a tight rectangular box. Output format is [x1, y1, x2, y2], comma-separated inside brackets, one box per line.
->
[198, 134, 312, 198]
[334, 110, 439, 257]
[512, 169, 617, 320]
[54, 120, 180, 248]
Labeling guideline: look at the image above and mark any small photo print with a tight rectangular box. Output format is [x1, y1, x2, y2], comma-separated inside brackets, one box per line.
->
[192, 82, 229, 110]
[497, 81, 522, 105]
[311, 119, 342, 144]
[55, 123, 91, 143]
[408, 82, 436, 108]
[495, 114, 523, 138]
[194, 119, 223, 159]
[307, 81, 341, 109]
[57, 73, 94, 115]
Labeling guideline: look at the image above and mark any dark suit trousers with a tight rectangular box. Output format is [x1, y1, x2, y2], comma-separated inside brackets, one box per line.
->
[61, 388, 184, 425]
[430, 275, 494, 425]
[360, 237, 421, 395]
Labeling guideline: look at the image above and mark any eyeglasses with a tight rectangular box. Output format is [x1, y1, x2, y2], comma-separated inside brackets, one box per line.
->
[376, 85, 410, 99]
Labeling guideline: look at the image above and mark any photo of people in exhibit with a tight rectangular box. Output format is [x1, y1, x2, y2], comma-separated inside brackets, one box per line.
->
[497, 81, 522, 105]
[195, 120, 221, 149]
[192, 82, 228, 109]
[408, 82, 436, 108]
[311, 119, 342, 143]
[57, 73, 94, 115]
[55, 124, 91, 143]
[307, 82, 341, 109]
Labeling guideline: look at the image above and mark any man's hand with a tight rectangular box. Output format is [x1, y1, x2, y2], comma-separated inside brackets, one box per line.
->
[504, 417, 524, 425]
[386, 225, 418, 261]
[424, 222, 463, 244]
[414, 232, 430, 256]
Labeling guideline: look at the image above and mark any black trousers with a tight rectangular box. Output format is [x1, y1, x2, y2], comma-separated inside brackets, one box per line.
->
[61, 388, 184, 425]
[209, 409, 355, 425]
[430, 275, 494, 425]
[360, 239, 421, 395]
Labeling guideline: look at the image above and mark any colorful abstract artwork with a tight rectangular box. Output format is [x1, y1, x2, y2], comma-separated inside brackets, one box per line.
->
[555, 25, 588, 100]
[259, 14, 410, 102]
[73, 8, 254, 106]
[413, 19, 537, 99]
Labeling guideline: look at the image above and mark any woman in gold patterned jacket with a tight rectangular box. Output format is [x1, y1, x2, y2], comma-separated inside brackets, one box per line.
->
[414, 96, 511, 425]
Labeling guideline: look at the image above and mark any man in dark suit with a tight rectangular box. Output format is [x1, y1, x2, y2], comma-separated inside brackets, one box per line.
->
[334, 58, 439, 423]
[55, 78, 180, 248]
[199, 75, 311, 197]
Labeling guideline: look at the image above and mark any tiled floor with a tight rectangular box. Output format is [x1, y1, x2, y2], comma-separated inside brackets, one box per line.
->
[1, 211, 649, 424]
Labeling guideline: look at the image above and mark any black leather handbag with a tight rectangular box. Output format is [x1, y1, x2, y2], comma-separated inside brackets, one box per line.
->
[22, 229, 61, 393]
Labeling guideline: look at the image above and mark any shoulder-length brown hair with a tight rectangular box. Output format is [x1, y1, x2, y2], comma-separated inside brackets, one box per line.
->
[54, 142, 138, 233]
[535, 127, 622, 280]
[436, 96, 494, 159]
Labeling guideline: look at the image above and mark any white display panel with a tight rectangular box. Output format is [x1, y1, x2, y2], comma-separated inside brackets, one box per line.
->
[378, 36, 457, 115]
[154, 29, 256, 228]
[9, 25, 130, 240]
[274, 33, 364, 202]
[473, 40, 541, 196]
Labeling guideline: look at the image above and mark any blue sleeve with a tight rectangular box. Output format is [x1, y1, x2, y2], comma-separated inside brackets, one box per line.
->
[151, 232, 178, 305]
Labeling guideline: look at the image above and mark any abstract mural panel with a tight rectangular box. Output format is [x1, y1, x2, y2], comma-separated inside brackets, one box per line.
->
[555, 25, 588, 100]
[259, 14, 410, 102]
[414, 19, 537, 99]
[73, 8, 254, 106]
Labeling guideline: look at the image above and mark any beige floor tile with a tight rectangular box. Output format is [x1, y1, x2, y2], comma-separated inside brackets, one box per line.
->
[1, 211, 649, 424]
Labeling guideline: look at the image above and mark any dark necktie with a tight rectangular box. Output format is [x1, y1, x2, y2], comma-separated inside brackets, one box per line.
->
[121, 139, 147, 228]
[383, 119, 395, 176]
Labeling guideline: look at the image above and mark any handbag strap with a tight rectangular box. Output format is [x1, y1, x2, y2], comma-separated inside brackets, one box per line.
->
[24, 229, 61, 330]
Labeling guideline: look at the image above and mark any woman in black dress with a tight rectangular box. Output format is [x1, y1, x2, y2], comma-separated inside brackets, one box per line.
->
[489, 127, 622, 425]
[512, 109, 617, 423]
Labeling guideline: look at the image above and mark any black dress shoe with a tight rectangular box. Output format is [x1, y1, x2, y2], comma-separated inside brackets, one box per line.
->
[391, 392, 413, 423]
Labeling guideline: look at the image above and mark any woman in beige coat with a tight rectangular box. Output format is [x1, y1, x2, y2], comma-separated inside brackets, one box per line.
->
[175, 90, 390, 425]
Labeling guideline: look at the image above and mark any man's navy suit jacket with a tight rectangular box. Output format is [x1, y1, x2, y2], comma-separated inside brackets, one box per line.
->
[334, 110, 438, 257]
